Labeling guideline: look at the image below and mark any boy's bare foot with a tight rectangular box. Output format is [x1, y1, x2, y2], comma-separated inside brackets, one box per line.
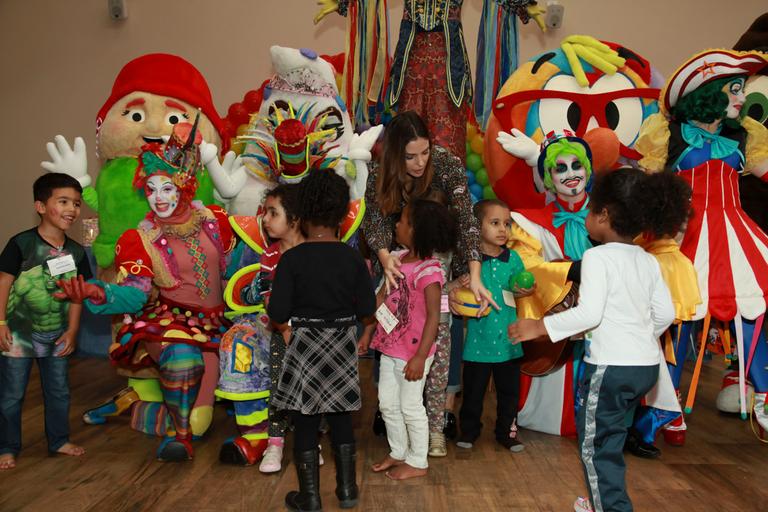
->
[55, 442, 85, 457]
[0, 453, 16, 470]
[371, 455, 404, 472]
[385, 463, 427, 480]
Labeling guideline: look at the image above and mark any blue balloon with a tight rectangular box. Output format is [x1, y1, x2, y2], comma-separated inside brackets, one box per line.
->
[466, 170, 476, 185]
[470, 183, 483, 199]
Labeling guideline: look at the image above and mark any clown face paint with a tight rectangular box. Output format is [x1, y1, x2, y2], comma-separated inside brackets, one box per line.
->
[551, 154, 587, 199]
[98, 91, 220, 161]
[145, 174, 180, 218]
[723, 78, 746, 119]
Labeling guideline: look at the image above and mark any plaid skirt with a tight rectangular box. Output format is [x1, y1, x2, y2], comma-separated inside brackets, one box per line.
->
[271, 317, 361, 415]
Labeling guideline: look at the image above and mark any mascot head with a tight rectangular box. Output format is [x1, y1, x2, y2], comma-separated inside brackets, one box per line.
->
[96, 53, 225, 162]
[240, 47, 352, 179]
[735, 13, 768, 131]
[485, 36, 660, 208]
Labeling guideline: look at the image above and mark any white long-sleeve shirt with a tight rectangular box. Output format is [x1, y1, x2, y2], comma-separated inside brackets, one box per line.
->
[543, 243, 675, 366]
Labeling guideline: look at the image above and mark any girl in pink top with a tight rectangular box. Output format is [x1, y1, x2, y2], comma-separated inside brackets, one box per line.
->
[359, 198, 457, 480]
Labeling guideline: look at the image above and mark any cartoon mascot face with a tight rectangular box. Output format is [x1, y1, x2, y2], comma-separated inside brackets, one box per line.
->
[485, 38, 660, 208]
[743, 74, 768, 128]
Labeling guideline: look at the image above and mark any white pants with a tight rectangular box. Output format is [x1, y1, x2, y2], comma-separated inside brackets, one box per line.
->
[378, 354, 434, 469]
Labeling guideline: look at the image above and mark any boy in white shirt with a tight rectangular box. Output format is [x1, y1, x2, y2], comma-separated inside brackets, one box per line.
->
[509, 168, 691, 512]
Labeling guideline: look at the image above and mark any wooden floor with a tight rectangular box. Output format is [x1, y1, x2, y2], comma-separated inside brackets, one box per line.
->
[1, 357, 766, 512]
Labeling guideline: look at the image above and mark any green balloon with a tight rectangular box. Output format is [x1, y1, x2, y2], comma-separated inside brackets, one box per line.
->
[466, 153, 483, 172]
[512, 271, 535, 289]
[482, 185, 496, 199]
[466, 142, 471, 155]
[475, 168, 489, 186]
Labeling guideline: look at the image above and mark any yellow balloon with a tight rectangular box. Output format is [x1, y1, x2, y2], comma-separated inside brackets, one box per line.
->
[470, 133, 484, 155]
[236, 123, 250, 136]
[466, 123, 477, 140]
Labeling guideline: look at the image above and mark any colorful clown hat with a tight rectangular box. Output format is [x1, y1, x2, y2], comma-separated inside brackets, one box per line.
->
[662, 49, 768, 113]
[133, 116, 202, 194]
[536, 130, 593, 181]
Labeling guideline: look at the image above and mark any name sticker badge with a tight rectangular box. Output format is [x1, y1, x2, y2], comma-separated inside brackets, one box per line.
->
[375, 303, 399, 334]
[46, 254, 76, 277]
[502, 289, 517, 308]
[440, 294, 450, 313]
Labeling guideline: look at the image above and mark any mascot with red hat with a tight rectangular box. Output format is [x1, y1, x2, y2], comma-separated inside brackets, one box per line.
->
[41, 53, 245, 270]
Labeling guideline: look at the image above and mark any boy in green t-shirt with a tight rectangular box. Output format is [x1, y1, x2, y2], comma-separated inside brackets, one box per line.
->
[457, 199, 531, 453]
[0, 173, 91, 470]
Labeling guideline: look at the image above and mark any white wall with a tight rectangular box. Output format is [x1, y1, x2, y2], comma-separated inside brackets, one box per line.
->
[1, 0, 765, 242]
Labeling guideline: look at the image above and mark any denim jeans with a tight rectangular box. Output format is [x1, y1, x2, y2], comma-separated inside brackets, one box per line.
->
[0, 355, 71, 455]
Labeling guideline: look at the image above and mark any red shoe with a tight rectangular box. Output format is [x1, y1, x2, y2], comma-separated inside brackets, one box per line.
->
[662, 415, 686, 447]
[219, 437, 268, 466]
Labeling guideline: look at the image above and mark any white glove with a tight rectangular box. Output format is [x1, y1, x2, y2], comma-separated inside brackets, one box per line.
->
[207, 151, 247, 200]
[496, 128, 539, 167]
[347, 124, 384, 162]
[199, 140, 219, 166]
[41, 135, 91, 188]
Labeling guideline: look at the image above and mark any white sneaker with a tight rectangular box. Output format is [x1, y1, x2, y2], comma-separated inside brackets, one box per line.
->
[573, 496, 594, 512]
[428, 432, 448, 457]
[259, 444, 283, 473]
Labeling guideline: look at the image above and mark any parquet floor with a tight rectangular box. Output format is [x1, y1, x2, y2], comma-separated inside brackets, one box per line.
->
[0, 357, 765, 511]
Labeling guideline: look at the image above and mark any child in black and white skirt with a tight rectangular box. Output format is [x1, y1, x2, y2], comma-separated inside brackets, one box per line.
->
[268, 169, 376, 512]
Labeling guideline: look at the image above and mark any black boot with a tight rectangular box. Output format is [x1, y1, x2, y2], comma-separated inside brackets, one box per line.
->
[443, 411, 458, 440]
[624, 427, 661, 459]
[334, 443, 358, 509]
[285, 449, 322, 512]
[372, 409, 386, 437]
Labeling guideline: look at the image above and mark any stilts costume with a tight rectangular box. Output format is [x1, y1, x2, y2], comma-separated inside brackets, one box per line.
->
[64, 121, 235, 461]
[636, 49, 768, 434]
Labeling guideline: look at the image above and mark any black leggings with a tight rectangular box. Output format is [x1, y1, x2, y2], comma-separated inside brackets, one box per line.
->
[292, 411, 355, 453]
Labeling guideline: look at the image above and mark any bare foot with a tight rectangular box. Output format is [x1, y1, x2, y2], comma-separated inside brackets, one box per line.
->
[371, 455, 404, 472]
[385, 463, 427, 480]
[55, 442, 85, 457]
[0, 453, 15, 470]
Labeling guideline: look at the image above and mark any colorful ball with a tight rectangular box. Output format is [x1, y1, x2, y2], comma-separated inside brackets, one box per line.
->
[475, 168, 489, 186]
[466, 153, 483, 172]
[453, 288, 491, 317]
[513, 271, 535, 289]
[470, 183, 483, 199]
[482, 185, 496, 200]
[235, 124, 250, 136]
[467, 123, 478, 140]
[470, 133, 484, 155]
[466, 170, 476, 185]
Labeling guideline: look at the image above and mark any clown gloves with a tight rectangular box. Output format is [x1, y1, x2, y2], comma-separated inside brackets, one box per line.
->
[497, 129, 540, 167]
[200, 141, 247, 200]
[41, 135, 92, 188]
[347, 125, 384, 163]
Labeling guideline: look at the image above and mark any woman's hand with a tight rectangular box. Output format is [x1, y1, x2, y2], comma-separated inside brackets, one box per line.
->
[507, 319, 546, 344]
[469, 274, 499, 317]
[380, 251, 404, 294]
[403, 354, 427, 381]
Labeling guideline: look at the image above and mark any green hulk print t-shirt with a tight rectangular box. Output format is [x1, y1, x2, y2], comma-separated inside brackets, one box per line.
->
[0, 228, 92, 358]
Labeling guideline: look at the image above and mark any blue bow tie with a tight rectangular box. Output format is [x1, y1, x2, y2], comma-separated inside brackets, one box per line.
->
[681, 123, 740, 161]
[552, 201, 592, 261]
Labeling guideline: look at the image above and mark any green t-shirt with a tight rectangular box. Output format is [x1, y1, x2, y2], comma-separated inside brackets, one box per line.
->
[0, 228, 92, 357]
[463, 247, 525, 363]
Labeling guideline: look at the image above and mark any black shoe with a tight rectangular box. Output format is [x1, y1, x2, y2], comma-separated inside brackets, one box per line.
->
[624, 428, 661, 459]
[285, 449, 322, 512]
[443, 411, 457, 440]
[334, 443, 358, 509]
[372, 409, 386, 437]
[496, 436, 525, 453]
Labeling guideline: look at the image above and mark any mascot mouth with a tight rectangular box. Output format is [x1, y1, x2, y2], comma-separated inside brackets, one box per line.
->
[142, 136, 165, 144]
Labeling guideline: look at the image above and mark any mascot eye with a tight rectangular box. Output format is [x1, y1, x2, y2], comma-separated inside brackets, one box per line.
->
[123, 108, 145, 123]
[539, 75, 584, 135]
[743, 76, 768, 127]
[313, 107, 345, 141]
[165, 112, 188, 125]
[590, 74, 644, 147]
